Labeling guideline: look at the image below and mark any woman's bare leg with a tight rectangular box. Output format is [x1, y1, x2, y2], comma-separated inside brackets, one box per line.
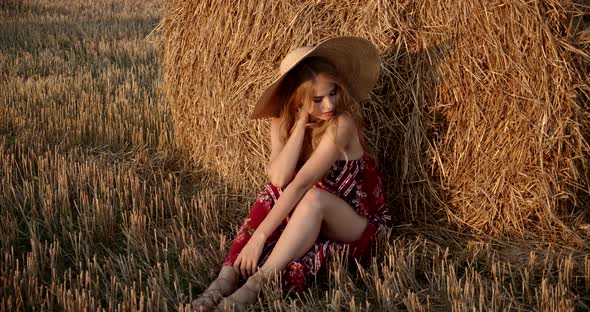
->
[218, 187, 368, 309]
[261, 187, 368, 274]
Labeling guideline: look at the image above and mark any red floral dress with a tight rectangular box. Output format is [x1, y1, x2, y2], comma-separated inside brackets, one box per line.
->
[222, 152, 391, 293]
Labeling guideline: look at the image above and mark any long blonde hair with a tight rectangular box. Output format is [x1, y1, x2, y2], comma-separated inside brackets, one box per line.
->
[276, 57, 371, 166]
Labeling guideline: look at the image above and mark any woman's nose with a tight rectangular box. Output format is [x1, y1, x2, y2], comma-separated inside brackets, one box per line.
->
[323, 98, 334, 111]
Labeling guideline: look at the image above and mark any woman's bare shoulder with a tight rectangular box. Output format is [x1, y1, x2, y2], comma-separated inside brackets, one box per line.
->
[269, 117, 282, 138]
[334, 113, 357, 130]
[270, 117, 281, 130]
[328, 113, 357, 144]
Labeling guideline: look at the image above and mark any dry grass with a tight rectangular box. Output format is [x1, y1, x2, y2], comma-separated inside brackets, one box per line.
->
[2, 0, 590, 311]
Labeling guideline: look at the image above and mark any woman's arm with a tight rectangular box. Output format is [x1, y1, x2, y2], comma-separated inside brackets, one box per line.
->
[265, 114, 307, 188]
[233, 114, 356, 277]
[255, 114, 355, 240]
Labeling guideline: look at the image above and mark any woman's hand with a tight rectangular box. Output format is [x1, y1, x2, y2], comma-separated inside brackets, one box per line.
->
[296, 105, 310, 127]
[233, 232, 266, 279]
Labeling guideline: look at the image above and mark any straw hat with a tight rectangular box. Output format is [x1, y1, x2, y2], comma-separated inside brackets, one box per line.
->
[250, 36, 380, 119]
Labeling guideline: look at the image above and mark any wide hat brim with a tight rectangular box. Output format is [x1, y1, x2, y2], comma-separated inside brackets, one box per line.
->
[249, 36, 380, 119]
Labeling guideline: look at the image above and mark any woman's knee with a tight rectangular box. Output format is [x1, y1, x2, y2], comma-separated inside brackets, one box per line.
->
[296, 188, 325, 215]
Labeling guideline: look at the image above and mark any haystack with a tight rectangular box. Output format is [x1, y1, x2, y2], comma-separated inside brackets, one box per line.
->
[160, 0, 590, 240]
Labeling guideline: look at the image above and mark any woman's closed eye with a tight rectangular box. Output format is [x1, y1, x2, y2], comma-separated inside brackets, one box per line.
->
[312, 88, 337, 103]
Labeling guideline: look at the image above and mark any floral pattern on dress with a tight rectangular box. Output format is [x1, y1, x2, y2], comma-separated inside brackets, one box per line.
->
[223, 153, 390, 293]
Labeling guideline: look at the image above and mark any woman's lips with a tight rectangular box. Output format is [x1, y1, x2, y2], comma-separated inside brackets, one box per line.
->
[322, 111, 334, 116]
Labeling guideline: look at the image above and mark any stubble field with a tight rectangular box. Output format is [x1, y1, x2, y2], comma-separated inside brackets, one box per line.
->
[1, 0, 590, 311]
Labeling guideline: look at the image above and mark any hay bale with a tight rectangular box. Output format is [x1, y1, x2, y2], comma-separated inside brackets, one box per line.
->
[160, 0, 590, 239]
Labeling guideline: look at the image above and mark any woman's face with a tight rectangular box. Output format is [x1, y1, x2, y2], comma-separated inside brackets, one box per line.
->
[306, 74, 337, 121]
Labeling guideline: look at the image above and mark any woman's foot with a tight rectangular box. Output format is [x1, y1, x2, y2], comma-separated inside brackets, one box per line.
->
[192, 275, 237, 312]
[214, 274, 264, 312]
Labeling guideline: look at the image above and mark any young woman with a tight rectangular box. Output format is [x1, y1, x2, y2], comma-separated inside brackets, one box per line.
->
[192, 36, 391, 312]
